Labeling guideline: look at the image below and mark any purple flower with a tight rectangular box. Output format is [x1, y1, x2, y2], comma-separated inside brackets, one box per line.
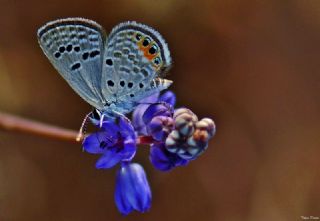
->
[147, 116, 174, 141]
[150, 143, 189, 171]
[115, 162, 151, 215]
[142, 102, 173, 126]
[158, 90, 176, 106]
[146, 106, 216, 167]
[132, 93, 160, 135]
[82, 117, 136, 169]
[132, 91, 176, 135]
[81, 90, 216, 215]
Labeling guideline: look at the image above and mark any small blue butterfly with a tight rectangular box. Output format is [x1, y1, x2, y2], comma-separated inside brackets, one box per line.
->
[37, 18, 172, 123]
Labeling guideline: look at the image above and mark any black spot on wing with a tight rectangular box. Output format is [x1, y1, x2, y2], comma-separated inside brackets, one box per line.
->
[66, 44, 73, 52]
[106, 58, 113, 66]
[107, 80, 114, 87]
[82, 52, 89, 60]
[74, 46, 80, 52]
[141, 68, 149, 77]
[128, 82, 133, 88]
[54, 52, 61, 58]
[71, 62, 81, 70]
[59, 46, 65, 53]
[90, 50, 100, 58]
[119, 66, 130, 73]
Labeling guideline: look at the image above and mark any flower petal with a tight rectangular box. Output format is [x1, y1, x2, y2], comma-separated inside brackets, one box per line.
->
[118, 116, 136, 138]
[122, 138, 136, 159]
[142, 103, 173, 126]
[115, 173, 134, 215]
[82, 132, 111, 154]
[150, 144, 173, 171]
[132, 106, 149, 135]
[140, 92, 160, 104]
[132, 93, 160, 135]
[147, 116, 174, 141]
[95, 151, 122, 169]
[159, 90, 176, 106]
[101, 120, 120, 137]
[150, 143, 189, 171]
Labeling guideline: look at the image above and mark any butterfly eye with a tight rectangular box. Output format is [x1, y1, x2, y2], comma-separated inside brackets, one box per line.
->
[136, 33, 142, 41]
[142, 37, 151, 47]
[149, 44, 158, 55]
[153, 57, 161, 65]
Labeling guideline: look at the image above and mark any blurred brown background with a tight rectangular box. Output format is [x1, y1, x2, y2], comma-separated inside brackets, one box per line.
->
[0, 0, 319, 220]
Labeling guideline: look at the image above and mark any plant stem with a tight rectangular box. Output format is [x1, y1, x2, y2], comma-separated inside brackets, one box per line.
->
[0, 111, 155, 145]
[0, 111, 79, 142]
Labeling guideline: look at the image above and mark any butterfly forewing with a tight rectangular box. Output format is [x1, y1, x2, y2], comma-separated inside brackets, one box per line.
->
[37, 18, 106, 109]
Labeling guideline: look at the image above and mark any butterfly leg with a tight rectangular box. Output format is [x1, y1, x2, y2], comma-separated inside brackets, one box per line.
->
[99, 114, 106, 128]
[111, 110, 131, 123]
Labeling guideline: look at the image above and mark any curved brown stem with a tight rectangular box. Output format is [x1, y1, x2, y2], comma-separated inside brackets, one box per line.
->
[0, 111, 155, 145]
[0, 111, 80, 142]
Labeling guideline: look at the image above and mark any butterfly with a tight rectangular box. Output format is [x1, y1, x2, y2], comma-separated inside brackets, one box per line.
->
[37, 18, 172, 125]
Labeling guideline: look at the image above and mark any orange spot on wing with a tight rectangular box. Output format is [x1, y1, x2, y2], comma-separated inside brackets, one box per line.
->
[136, 40, 161, 71]
[137, 41, 157, 61]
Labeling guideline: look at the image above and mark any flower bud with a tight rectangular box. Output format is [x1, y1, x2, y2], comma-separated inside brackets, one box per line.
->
[182, 118, 216, 159]
[165, 117, 216, 160]
[173, 108, 198, 137]
[195, 118, 216, 138]
[147, 116, 174, 141]
[115, 162, 151, 215]
[165, 130, 181, 153]
[142, 103, 173, 126]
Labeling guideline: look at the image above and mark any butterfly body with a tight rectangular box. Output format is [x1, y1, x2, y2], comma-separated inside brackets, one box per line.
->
[37, 18, 172, 118]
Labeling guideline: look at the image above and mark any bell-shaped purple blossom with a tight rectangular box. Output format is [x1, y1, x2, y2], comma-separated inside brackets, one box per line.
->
[82, 117, 136, 169]
[115, 162, 151, 215]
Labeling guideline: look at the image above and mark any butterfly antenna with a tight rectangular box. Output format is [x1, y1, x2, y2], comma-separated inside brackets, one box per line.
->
[76, 112, 92, 142]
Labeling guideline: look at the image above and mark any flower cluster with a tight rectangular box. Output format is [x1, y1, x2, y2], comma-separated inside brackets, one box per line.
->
[82, 91, 216, 215]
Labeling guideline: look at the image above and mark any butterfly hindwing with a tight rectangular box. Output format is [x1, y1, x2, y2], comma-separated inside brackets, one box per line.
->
[101, 21, 173, 112]
[37, 18, 106, 109]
